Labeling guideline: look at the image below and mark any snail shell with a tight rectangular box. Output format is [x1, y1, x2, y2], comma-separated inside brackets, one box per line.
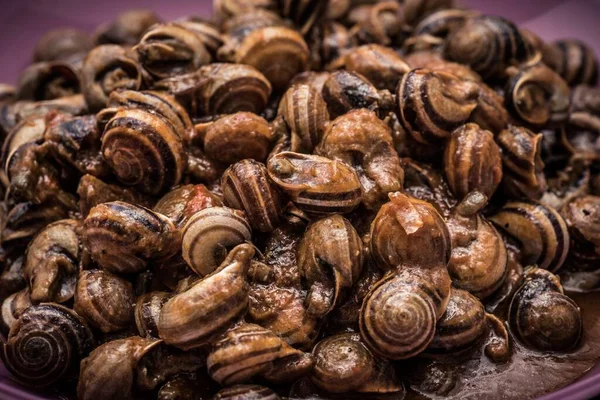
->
[412, 9, 479, 39]
[351, 1, 401, 46]
[316, 108, 404, 210]
[543, 39, 598, 87]
[445, 15, 533, 79]
[101, 107, 187, 195]
[469, 81, 509, 134]
[298, 215, 363, 318]
[181, 206, 252, 276]
[94, 9, 160, 45]
[490, 201, 570, 272]
[213, 384, 280, 400]
[278, 84, 329, 154]
[204, 112, 273, 165]
[267, 152, 362, 215]
[359, 267, 451, 359]
[158, 244, 254, 350]
[497, 125, 547, 200]
[404, 51, 482, 82]
[81, 45, 142, 112]
[508, 267, 582, 351]
[444, 123, 503, 202]
[1, 303, 95, 387]
[74, 269, 135, 333]
[33, 28, 91, 62]
[177, 19, 224, 57]
[207, 322, 314, 385]
[24, 219, 80, 304]
[77, 174, 154, 217]
[402, 0, 454, 27]
[154, 183, 223, 228]
[309, 21, 355, 70]
[0, 288, 31, 336]
[504, 62, 571, 127]
[83, 201, 181, 274]
[447, 214, 508, 299]
[427, 288, 486, 354]
[16, 62, 80, 101]
[341, 44, 411, 92]
[2, 115, 46, 182]
[221, 160, 283, 232]
[135, 291, 171, 338]
[1, 202, 69, 244]
[135, 23, 211, 79]
[396, 68, 478, 145]
[370, 192, 451, 271]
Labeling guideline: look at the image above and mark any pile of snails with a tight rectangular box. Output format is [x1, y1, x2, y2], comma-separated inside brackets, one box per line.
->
[0, 1, 598, 399]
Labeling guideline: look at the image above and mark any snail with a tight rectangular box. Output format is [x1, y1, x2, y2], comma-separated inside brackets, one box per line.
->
[207, 322, 314, 385]
[16, 61, 80, 101]
[134, 23, 211, 79]
[94, 9, 160, 45]
[297, 214, 364, 318]
[508, 267, 582, 351]
[469, 81, 509, 134]
[77, 174, 154, 217]
[181, 207, 252, 276]
[24, 219, 80, 304]
[316, 109, 404, 210]
[445, 15, 533, 79]
[277, 84, 329, 154]
[154, 183, 223, 228]
[444, 123, 503, 203]
[1, 303, 95, 387]
[135, 291, 171, 338]
[213, 384, 281, 400]
[74, 269, 135, 333]
[411, 9, 479, 40]
[267, 152, 362, 215]
[154, 63, 272, 118]
[176, 19, 224, 57]
[221, 159, 284, 232]
[401, 0, 454, 28]
[158, 244, 254, 350]
[0, 252, 26, 300]
[396, 68, 479, 145]
[561, 195, 600, 264]
[490, 201, 570, 272]
[1, 201, 69, 244]
[369, 192, 451, 271]
[308, 21, 355, 70]
[213, 0, 278, 25]
[497, 125, 547, 200]
[543, 39, 598, 87]
[0, 288, 31, 336]
[82, 201, 181, 274]
[350, 1, 401, 46]
[1, 95, 88, 131]
[77, 336, 205, 400]
[81, 45, 143, 112]
[278, 0, 327, 36]
[322, 70, 395, 119]
[359, 266, 451, 359]
[504, 62, 571, 127]
[203, 112, 273, 165]
[404, 51, 482, 82]
[33, 28, 91, 62]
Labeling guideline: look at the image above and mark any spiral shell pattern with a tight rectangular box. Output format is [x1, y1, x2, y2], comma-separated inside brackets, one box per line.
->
[1, 304, 94, 387]
[544, 39, 598, 87]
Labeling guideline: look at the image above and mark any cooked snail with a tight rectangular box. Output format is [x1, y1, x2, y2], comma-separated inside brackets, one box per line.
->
[16, 62, 80, 101]
[77, 174, 153, 217]
[213, 384, 280, 400]
[94, 9, 160, 45]
[33, 28, 91, 63]
[0, 288, 31, 335]
[135, 291, 171, 338]
[543, 39, 598, 87]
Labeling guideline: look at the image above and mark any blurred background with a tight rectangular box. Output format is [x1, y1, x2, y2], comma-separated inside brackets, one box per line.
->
[0, 0, 599, 84]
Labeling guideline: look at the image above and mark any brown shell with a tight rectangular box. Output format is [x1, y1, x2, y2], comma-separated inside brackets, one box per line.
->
[213, 384, 281, 400]
[77, 174, 153, 217]
[561, 195, 600, 255]
[16, 62, 80, 101]
[154, 184, 223, 228]
[341, 44, 410, 91]
[469, 81, 509, 134]
[135, 291, 171, 338]
[94, 9, 160, 45]
[33, 28, 91, 62]
[543, 39, 598, 87]
[0, 288, 32, 336]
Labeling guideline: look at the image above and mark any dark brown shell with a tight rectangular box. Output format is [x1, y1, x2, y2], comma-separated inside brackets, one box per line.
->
[16, 62, 80, 101]
[543, 39, 598, 87]
[94, 9, 160, 45]
[0, 288, 31, 336]
[135, 291, 171, 338]
[77, 174, 153, 217]
[33, 28, 91, 62]
[154, 183, 223, 228]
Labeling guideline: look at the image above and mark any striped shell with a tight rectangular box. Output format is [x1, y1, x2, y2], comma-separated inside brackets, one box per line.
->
[101, 107, 187, 195]
[181, 207, 252, 277]
[278, 84, 329, 154]
[207, 322, 313, 385]
[444, 123, 502, 202]
[82, 201, 181, 274]
[316, 109, 404, 210]
[445, 16, 533, 79]
[469, 81, 509, 134]
[154, 184, 223, 228]
[135, 291, 171, 338]
[427, 288, 486, 354]
[158, 244, 254, 350]
[1, 304, 95, 387]
[297, 215, 364, 318]
[396, 69, 478, 145]
[342, 44, 411, 92]
[504, 62, 571, 127]
[447, 214, 508, 299]
[497, 125, 547, 200]
[213, 384, 280, 400]
[267, 152, 362, 215]
[508, 267, 582, 351]
[359, 267, 451, 360]
[309, 22, 354, 70]
[222, 160, 283, 232]
[16, 61, 80, 101]
[489, 201, 570, 272]
[24, 219, 80, 304]
[369, 192, 451, 271]
[412, 9, 479, 38]
[0, 288, 32, 336]
[543, 39, 598, 87]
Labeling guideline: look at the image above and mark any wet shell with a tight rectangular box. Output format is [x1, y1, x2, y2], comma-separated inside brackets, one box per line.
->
[508, 267, 582, 351]
[213, 384, 280, 400]
[396, 68, 478, 145]
[181, 207, 252, 276]
[16, 62, 80, 101]
[543, 39, 598, 87]
[342, 44, 411, 92]
[221, 159, 284, 232]
[135, 291, 171, 338]
[0, 288, 32, 336]
[489, 201, 570, 272]
[1, 304, 95, 387]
